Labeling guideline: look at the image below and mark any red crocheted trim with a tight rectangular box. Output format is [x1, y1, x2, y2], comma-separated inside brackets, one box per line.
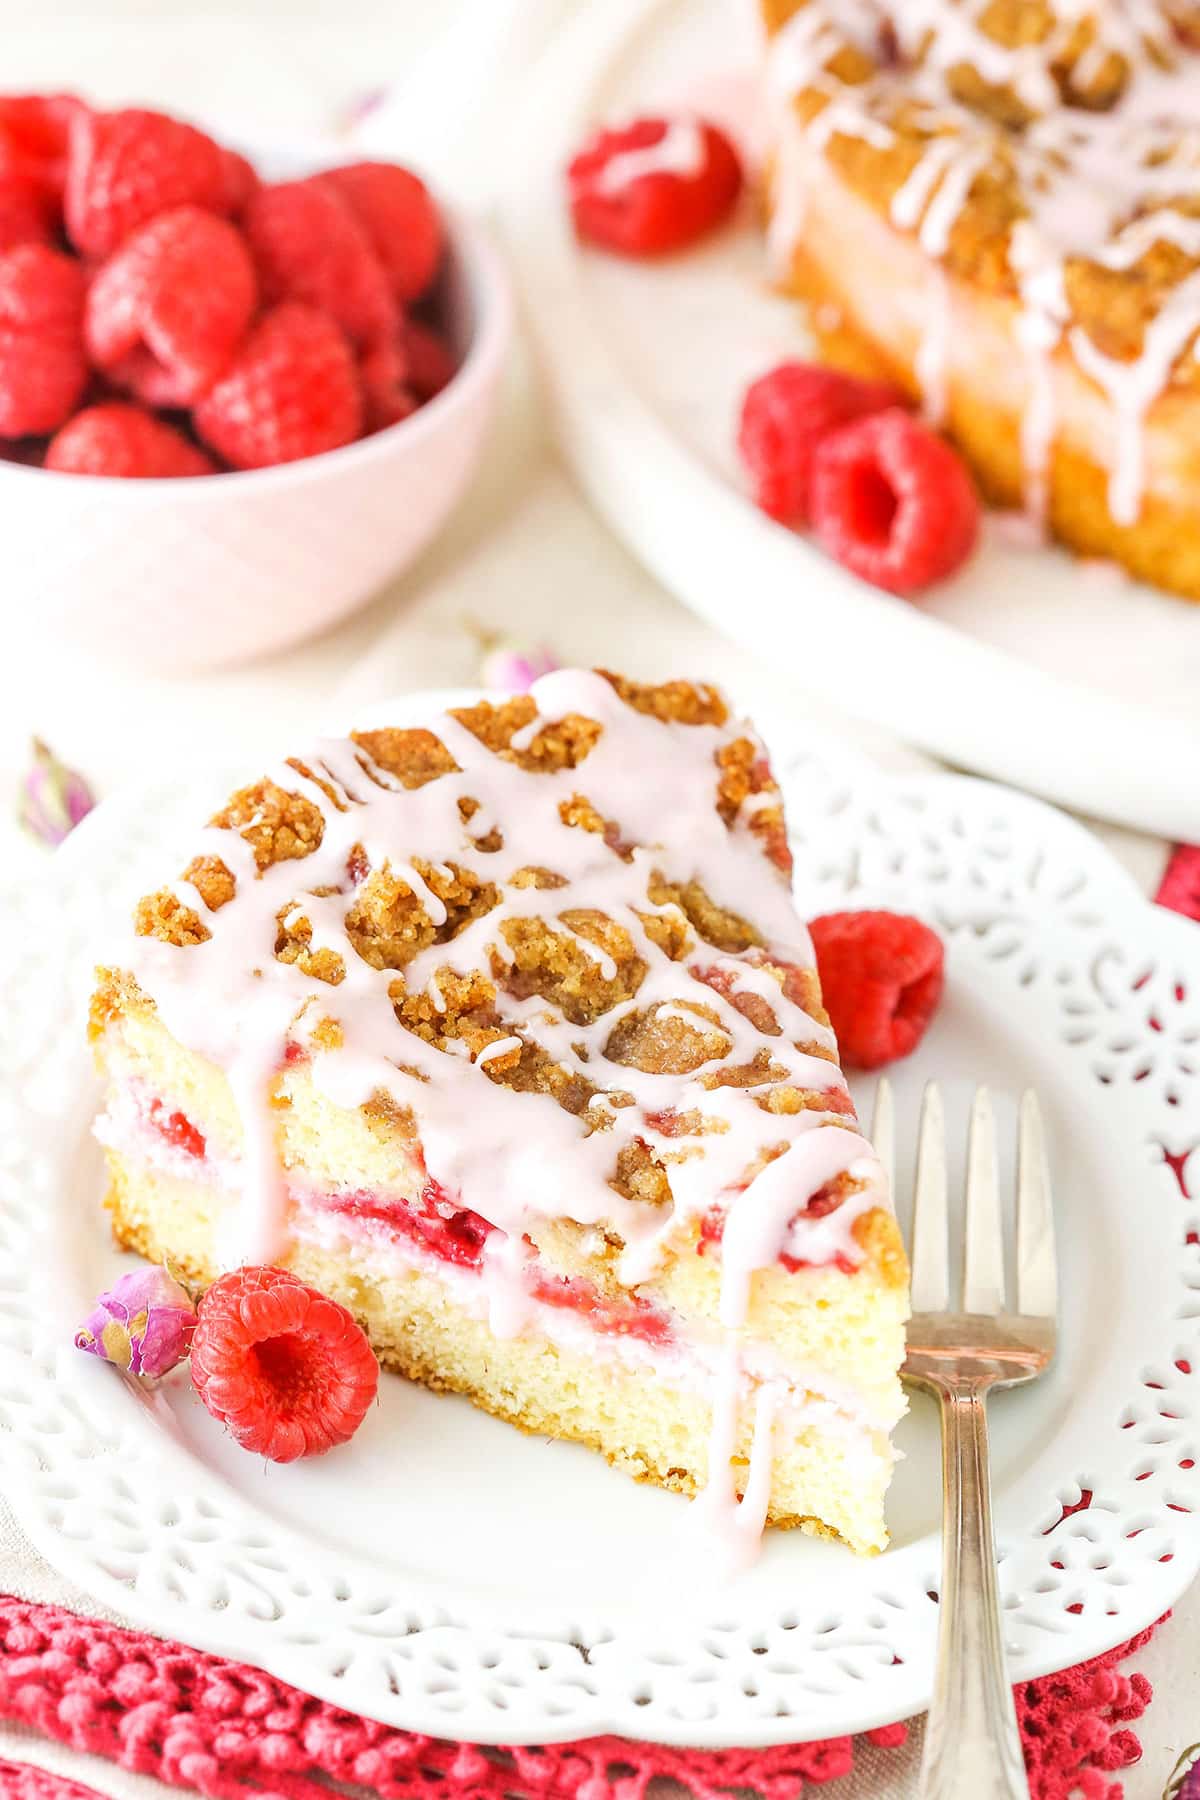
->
[1017, 1623, 1158, 1800]
[0, 1760, 107, 1800]
[0, 1596, 1159, 1800]
[1157, 844, 1200, 921]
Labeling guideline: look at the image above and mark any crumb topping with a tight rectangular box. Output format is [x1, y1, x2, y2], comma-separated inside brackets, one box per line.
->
[107, 670, 880, 1269]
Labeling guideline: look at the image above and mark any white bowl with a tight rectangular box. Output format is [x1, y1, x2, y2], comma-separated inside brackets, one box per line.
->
[3, 210, 512, 674]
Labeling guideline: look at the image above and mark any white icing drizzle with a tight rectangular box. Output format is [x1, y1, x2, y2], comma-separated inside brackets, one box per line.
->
[766, 111, 811, 278]
[766, 0, 1200, 528]
[718, 1125, 879, 1324]
[480, 1229, 535, 1339]
[916, 264, 953, 427]
[593, 118, 708, 195]
[1009, 219, 1068, 528]
[1069, 264, 1200, 524]
[889, 132, 960, 233]
[110, 671, 890, 1567]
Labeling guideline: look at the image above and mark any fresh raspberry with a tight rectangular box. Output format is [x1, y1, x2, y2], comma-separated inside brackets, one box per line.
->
[0, 243, 87, 436]
[0, 437, 45, 467]
[0, 175, 55, 252]
[219, 147, 259, 216]
[360, 338, 417, 432]
[64, 107, 230, 258]
[568, 115, 742, 256]
[194, 302, 363, 470]
[0, 93, 85, 195]
[738, 362, 906, 524]
[244, 179, 396, 350]
[810, 407, 981, 595]
[1157, 843, 1200, 922]
[85, 206, 256, 407]
[316, 160, 444, 303]
[401, 318, 456, 401]
[190, 1264, 378, 1461]
[45, 403, 216, 477]
[808, 910, 945, 1070]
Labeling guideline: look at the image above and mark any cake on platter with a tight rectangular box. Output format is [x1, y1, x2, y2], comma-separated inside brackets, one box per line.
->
[89, 670, 908, 1557]
[759, 0, 1200, 599]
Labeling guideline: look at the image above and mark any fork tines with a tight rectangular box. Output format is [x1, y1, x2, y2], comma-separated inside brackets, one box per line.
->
[870, 1079, 1058, 1325]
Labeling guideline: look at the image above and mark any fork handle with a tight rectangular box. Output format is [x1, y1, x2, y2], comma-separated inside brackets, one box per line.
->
[919, 1381, 1030, 1800]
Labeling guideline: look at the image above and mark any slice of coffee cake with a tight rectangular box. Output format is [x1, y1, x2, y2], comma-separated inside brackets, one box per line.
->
[760, 0, 1200, 600]
[90, 670, 908, 1556]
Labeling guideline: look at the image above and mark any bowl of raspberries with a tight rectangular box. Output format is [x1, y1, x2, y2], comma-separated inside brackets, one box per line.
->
[0, 95, 512, 671]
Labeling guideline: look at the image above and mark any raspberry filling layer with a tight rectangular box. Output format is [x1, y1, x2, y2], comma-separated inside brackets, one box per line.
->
[140, 1089, 860, 1324]
[321, 1177, 492, 1270]
[146, 1094, 207, 1160]
[525, 1268, 673, 1345]
[322, 1183, 672, 1344]
[143, 1095, 673, 1344]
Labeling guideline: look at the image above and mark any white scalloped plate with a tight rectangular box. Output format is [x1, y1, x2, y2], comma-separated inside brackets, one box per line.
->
[497, 0, 1200, 843]
[2, 698, 1199, 1748]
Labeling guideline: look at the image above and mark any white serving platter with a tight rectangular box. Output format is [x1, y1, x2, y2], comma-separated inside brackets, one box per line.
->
[497, 0, 1200, 841]
[1, 692, 1198, 1747]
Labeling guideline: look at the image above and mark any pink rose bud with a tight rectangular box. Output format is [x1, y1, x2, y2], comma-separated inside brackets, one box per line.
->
[75, 1266, 197, 1379]
[19, 737, 96, 846]
[479, 643, 558, 694]
[1171, 1746, 1200, 1799]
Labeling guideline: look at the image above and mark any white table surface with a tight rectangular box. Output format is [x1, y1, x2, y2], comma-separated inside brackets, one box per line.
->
[0, 5, 1196, 1795]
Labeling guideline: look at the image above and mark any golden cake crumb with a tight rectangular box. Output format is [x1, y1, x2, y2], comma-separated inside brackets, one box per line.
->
[352, 726, 460, 789]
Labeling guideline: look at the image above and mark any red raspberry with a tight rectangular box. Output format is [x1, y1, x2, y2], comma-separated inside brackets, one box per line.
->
[46, 403, 216, 477]
[402, 318, 456, 401]
[0, 243, 87, 436]
[810, 408, 981, 595]
[85, 206, 256, 407]
[1157, 843, 1200, 921]
[194, 302, 364, 470]
[244, 179, 396, 350]
[809, 911, 945, 1070]
[568, 115, 742, 257]
[738, 362, 905, 524]
[146, 1096, 208, 1156]
[0, 437, 45, 467]
[190, 1264, 378, 1461]
[316, 161, 444, 304]
[0, 175, 55, 253]
[360, 338, 417, 432]
[64, 107, 230, 258]
[219, 147, 259, 216]
[0, 93, 86, 195]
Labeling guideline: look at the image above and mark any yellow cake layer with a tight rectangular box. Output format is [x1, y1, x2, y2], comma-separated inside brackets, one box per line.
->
[104, 1149, 896, 1554]
[92, 1001, 909, 1426]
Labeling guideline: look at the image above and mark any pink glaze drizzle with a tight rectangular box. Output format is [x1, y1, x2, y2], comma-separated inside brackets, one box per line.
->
[111, 671, 889, 1567]
[687, 1349, 780, 1576]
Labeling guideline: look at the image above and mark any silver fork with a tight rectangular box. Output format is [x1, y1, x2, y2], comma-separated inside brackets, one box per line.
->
[872, 1081, 1058, 1800]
